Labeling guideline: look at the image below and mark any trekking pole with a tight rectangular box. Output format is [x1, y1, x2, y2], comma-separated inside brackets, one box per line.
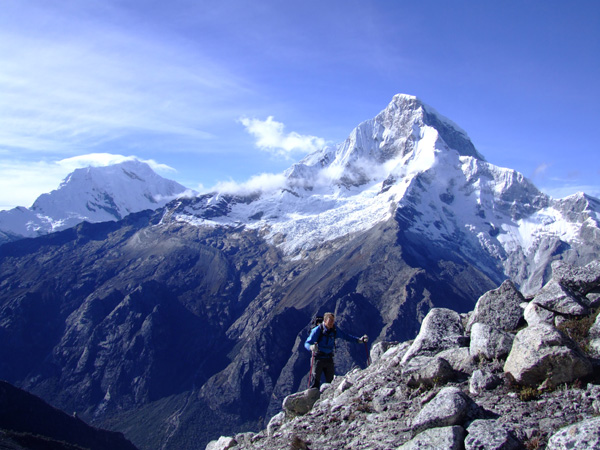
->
[308, 351, 316, 389]
[364, 341, 371, 367]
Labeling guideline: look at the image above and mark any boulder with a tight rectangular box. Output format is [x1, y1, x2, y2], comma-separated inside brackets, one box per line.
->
[504, 323, 592, 387]
[282, 388, 320, 417]
[469, 322, 514, 360]
[469, 369, 501, 395]
[401, 308, 467, 365]
[465, 419, 520, 450]
[410, 387, 471, 434]
[532, 279, 588, 316]
[398, 425, 466, 450]
[466, 280, 525, 332]
[551, 260, 600, 295]
[523, 301, 555, 327]
[437, 347, 475, 374]
[370, 341, 400, 363]
[402, 356, 455, 387]
[546, 416, 600, 450]
[205, 436, 237, 450]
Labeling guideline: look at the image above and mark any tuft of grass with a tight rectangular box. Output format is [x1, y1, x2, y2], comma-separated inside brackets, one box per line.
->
[557, 307, 599, 354]
[518, 386, 541, 402]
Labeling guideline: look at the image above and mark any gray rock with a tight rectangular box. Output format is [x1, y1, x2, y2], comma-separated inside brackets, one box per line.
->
[282, 388, 320, 417]
[370, 341, 399, 363]
[523, 301, 555, 326]
[402, 356, 455, 387]
[546, 416, 600, 450]
[469, 369, 501, 395]
[469, 322, 514, 360]
[466, 280, 525, 332]
[401, 308, 467, 365]
[437, 347, 475, 374]
[586, 290, 600, 308]
[410, 387, 471, 434]
[551, 260, 600, 295]
[504, 323, 593, 387]
[205, 436, 237, 450]
[398, 425, 466, 450]
[532, 279, 588, 316]
[465, 419, 520, 450]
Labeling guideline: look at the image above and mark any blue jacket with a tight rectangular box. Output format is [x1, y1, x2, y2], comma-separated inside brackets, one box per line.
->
[304, 324, 360, 356]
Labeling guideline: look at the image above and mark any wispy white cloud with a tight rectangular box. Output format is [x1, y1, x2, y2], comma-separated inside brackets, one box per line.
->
[0, 2, 249, 156]
[208, 172, 288, 195]
[240, 116, 326, 158]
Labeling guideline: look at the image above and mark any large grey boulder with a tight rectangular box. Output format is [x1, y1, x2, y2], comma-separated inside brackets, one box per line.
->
[546, 416, 600, 450]
[551, 260, 600, 296]
[504, 323, 592, 387]
[465, 419, 520, 450]
[282, 388, 320, 417]
[532, 279, 588, 316]
[398, 425, 466, 450]
[410, 387, 472, 434]
[466, 280, 525, 332]
[401, 308, 467, 365]
[402, 355, 455, 387]
[469, 322, 514, 360]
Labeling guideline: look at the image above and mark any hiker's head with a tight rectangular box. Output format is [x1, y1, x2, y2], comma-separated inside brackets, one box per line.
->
[323, 312, 335, 329]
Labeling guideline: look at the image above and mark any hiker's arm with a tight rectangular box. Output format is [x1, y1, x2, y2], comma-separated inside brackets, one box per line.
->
[304, 326, 319, 351]
[337, 327, 362, 343]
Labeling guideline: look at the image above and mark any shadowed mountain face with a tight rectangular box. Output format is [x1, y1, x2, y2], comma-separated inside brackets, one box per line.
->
[0, 94, 598, 449]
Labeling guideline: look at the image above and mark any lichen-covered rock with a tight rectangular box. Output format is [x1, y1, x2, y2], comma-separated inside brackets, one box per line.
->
[282, 388, 320, 417]
[523, 301, 555, 326]
[504, 323, 592, 387]
[465, 419, 520, 450]
[401, 308, 467, 365]
[437, 347, 475, 374]
[469, 322, 514, 360]
[532, 279, 588, 316]
[469, 369, 501, 395]
[551, 260, 600, 295]
[398, 425, 466, 450]
[466, 280, 525, 332]
[410, 387, 471, 434]
[546, 417, 600, 450]
[402, 355, 455, 387]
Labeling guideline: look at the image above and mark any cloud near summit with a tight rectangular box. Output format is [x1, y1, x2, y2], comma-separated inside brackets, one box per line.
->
[240, 116, 326, 157]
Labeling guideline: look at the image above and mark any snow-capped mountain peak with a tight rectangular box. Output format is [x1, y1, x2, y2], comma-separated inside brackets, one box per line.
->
[0, 160, 190, 243]
[167, 93, 600, 294]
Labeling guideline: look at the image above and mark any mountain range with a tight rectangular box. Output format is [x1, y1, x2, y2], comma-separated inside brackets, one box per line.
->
[0, 94, 598, 449]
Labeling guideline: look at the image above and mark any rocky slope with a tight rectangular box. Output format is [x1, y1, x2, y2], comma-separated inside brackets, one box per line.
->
[208, 260, 600, 450]
[0, 94, 599, 449]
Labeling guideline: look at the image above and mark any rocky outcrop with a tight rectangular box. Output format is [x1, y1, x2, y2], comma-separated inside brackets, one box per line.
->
[207, 261, 600, 449]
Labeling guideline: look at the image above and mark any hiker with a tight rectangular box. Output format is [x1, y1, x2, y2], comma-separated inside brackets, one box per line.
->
[304, 312, 368, 389]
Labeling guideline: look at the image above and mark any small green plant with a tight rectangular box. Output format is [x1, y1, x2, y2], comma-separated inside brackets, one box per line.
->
[524, 435, 542, 450]
[518, 386, 540, 402]
[557, 307, 599, 354]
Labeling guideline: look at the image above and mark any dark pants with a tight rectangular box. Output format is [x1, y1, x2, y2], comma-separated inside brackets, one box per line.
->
[310, 356, 334, 389]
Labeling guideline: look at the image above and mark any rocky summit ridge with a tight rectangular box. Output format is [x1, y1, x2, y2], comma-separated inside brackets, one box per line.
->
[208, 260, 600, 450]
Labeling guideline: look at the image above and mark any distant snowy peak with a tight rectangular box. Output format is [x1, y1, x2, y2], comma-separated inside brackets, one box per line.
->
[285, 94, 485, 189]
[0, 160, 190, 243]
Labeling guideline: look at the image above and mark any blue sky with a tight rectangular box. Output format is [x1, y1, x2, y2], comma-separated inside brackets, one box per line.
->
[1, 0, 599, 209]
